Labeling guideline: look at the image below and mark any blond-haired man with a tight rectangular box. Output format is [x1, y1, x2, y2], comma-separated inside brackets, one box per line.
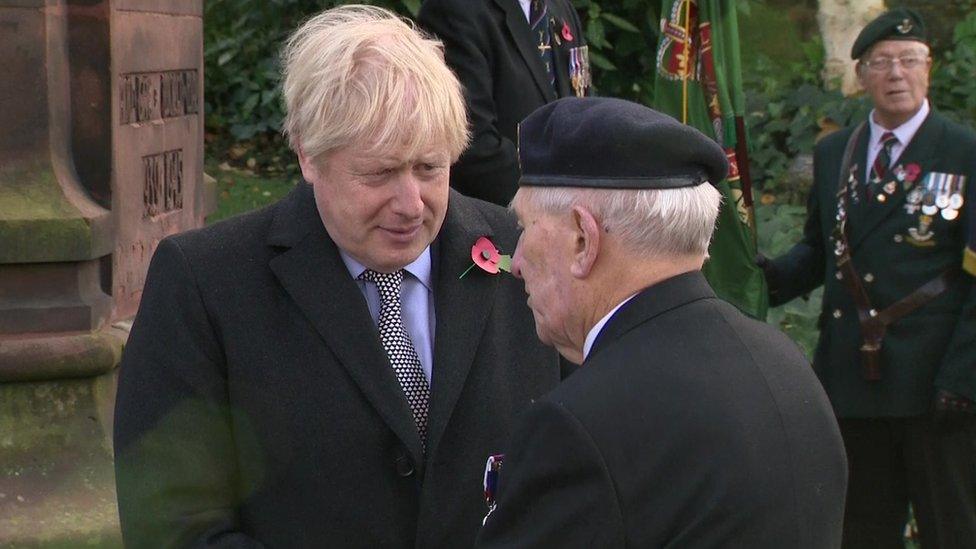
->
[113, 6, 558, 547]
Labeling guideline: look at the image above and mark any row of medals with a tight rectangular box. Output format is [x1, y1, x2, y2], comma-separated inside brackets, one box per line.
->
[903, 171, 964, 221]
[837, 166, 965, 249]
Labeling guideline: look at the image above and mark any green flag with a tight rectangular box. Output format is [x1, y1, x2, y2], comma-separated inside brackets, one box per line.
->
[653, 0, 768, 319]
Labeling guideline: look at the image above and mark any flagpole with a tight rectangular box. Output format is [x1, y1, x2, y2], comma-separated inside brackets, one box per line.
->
[681, 0, 690, 123]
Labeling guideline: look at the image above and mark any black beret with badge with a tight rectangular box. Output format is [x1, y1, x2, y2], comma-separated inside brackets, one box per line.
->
[517, 97, 729, 189]
[851, 7, 927, 60]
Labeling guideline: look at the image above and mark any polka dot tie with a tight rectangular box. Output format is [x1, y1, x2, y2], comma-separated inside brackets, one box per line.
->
[359, 269, 430, 450]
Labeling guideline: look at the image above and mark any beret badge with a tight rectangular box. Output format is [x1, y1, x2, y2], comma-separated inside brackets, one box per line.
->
[897, 19, 913, 34]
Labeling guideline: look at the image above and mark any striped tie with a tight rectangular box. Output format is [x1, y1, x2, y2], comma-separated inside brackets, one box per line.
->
[872, 131, 898, 182]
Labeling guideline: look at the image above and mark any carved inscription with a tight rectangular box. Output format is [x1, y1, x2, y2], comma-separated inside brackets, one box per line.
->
[120, 70, 199, 124]
[143, 149, 183, 217]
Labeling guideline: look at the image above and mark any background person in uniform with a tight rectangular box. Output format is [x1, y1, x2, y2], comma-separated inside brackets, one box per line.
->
[476, 97, 848, 548]
[113, 6, 559, 547]
[417, 0, 590, 207]
[760, 8, 976, 548]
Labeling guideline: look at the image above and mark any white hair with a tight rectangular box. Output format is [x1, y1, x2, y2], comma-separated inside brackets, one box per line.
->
[515, 185, 722, 258]
[280, 5, 470, 162]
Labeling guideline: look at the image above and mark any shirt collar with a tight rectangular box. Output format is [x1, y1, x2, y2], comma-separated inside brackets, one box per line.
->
[340, 246, 433, 291]
[582, 293, 638, 361]
[869, 98, 929, 146]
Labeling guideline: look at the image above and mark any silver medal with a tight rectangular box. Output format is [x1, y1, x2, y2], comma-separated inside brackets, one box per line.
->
[949, 193, 964, 210]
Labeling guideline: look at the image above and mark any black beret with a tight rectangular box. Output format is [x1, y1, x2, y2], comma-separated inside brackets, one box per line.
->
[851, 8, 927, 60]
[517, 97, 728, 190]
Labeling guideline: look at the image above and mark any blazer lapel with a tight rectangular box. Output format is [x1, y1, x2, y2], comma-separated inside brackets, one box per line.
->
[848, 111, 944, 251]
[267, 184, 425, 466]
[587, 271, 716, 362]
[547, 2, 574, 97]
[492, 0, 557, 102]
[425, 192, 497, 457]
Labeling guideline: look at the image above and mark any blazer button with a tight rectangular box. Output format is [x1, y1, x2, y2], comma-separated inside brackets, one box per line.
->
[395, 454, 414, 477]
[832, 309, 842, 319]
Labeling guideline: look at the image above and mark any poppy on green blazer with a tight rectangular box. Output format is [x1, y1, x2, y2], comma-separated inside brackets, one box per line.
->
[767, 110, 976, 417]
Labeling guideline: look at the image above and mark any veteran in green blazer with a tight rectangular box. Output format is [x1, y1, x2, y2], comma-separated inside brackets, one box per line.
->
[762, 8, 976, 548]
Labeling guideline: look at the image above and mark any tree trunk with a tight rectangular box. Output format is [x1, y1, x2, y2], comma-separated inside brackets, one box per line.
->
[818, 0, 886, 95]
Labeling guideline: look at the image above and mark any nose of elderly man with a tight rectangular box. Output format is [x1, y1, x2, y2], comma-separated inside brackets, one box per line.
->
[510, 242, 525, 280]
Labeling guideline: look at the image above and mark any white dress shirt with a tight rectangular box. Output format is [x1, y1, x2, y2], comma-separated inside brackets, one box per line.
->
[582, 293, 638, 361]
[518, 0, 532, 22]
[867, 98, 929, 172]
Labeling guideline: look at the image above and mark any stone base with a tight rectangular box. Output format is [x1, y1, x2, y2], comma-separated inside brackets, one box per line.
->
[0, 328, 126, 547]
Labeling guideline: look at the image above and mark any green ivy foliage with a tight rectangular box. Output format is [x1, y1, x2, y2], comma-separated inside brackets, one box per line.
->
[929, 10, 976, 127]
[743, 37, 871, 202]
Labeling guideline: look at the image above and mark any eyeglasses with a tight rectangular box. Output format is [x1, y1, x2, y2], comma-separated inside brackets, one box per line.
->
[862, 55, 929, 72]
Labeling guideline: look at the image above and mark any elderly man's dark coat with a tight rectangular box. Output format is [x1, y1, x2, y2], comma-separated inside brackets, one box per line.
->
[113, 183, 559, 548]
[476, 272, 848, 548]
[418, 0, 588, 206]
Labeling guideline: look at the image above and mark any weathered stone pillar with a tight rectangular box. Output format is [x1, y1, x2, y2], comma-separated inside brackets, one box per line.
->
[818, 0, 885, 95]
[0, 0, 209, 544]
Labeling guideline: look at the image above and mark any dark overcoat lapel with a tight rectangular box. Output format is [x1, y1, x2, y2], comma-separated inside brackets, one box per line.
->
[267, 183, 426, 466]
[426, 194, 497, 458]
[265, 185, 507, 468]
[587, 271, 716, 361]
[848, 113, 945, 251]
[491, 0, 557, 103]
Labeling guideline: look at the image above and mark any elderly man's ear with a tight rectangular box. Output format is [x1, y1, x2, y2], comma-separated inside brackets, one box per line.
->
[570, 205, 601, 279]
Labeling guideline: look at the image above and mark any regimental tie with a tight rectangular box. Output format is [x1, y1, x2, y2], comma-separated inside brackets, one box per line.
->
[530, 0, 556, 91]
[870, 131, 899, 199]
[359, 269, 431, 450]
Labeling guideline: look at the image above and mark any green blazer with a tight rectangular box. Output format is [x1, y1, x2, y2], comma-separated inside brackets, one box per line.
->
[769, 109, 976, 417]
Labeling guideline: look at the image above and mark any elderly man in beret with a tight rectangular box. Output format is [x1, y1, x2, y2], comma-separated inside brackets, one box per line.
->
[475, 97, 848, 547]
[113, 6, 559, 547]
[761, 8, 976, 547]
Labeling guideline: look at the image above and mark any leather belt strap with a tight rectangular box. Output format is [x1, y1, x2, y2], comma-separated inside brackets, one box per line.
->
[832, 123, 957, 380]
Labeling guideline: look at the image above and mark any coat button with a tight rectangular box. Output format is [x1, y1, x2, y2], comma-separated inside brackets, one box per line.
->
[894, 234, 904, 243]
[395, 454, 414, 477]
[833, 309, 842, 319]
[863, 273, 874, 283]
[835, 271, 843, 280]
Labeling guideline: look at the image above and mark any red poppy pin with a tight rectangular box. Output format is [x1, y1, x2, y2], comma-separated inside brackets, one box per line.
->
[561, 21, 573, 42]
[459, 236, 512, 279]
[895, 163, 922, 188]
[904, 163, 921, 182]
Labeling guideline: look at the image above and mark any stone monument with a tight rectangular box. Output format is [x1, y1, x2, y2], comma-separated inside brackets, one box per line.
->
[0, 0, 212, 544]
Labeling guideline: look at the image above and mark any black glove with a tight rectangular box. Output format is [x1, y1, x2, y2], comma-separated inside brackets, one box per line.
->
[933, 389, 976, 432]
[755, 253, 780, 300]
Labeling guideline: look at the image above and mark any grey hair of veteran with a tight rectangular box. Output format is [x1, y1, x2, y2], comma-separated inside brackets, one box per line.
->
[513, 184, 722, 259]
